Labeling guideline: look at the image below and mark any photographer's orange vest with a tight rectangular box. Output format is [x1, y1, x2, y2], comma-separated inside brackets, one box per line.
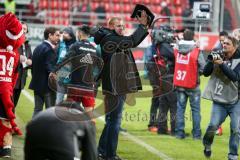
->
[173, 48, 200, 89]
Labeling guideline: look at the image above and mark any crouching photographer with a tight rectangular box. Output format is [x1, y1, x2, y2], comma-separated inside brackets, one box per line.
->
[202, 36, 240, 160]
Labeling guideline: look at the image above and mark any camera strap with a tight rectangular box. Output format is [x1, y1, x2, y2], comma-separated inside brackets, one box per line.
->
[153, 47, 166, 90]
[155, 47, 166, 68]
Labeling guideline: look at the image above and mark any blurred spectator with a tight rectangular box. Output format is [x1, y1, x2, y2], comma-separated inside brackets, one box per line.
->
[22, 0, 36, 23]
[232, 28, 240, 43]
[4, 0, 16, 14]
[213, 31, 228, 51]
[160, 1, 172, 17]
[55, 27, 76, 105]
[24, 102, 97, 160]
[13, 22, 32, 109]
[223, 7, 233, 31]
[72, 0, 91, 25]
[35, 9, 46, 23]
[95, 2, 106, 26]
[182, 5, 194, 31]
[189, 0, 203, 8]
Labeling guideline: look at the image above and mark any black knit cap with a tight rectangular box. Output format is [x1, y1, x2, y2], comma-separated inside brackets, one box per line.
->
[63, 27, 75, 39]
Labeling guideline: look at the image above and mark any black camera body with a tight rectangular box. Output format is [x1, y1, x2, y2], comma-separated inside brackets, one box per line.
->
[152, 25, 174, 44]
[207, 50, 224, 61]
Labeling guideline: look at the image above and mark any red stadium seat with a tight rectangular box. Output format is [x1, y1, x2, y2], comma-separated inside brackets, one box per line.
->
[175, 6, 182, 16]
[61, 1, 69, 10]
[153, 0, 161, 5]
[39, 0, 47, 9]
[166, 0, 171, 5]
[174, 0, 181, 5]
[173, 16, 183, 30]
[133, 0, 141, 4]
[63, 20, 70, 26]
[105, 3, 110, 12]
[51, 0, 58, 9]
[143, 0, 150, 4]
[124, 15, 132, 22]
[113, 4, 121, 13]
[153, 6, 161, 14]
[61, 11, 70, 18]
[123, 4, 132, 13]
[92, 2, 99, 11]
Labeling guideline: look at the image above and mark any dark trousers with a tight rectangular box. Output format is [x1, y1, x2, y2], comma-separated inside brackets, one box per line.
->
[157, 91, 177, 134]
[148, 96, 160, 127]
[98, 94, 126, 158]
[32, 91, 56, 118]
[13, 88, 22, 111]
[24, 148, 74, 160]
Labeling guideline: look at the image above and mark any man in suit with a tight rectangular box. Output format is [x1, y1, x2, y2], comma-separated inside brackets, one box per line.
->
[29, 27, 60, 118]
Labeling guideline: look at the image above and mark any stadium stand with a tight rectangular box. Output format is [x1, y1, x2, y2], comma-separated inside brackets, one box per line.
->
[35, 0, 189, 28]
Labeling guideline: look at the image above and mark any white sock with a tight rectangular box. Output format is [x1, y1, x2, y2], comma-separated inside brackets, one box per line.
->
[3, 145, 11, 149]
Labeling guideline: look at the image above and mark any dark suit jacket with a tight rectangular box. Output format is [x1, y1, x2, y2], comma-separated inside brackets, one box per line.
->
[29, 41, 57, 94]
[15, 40, 32, 90]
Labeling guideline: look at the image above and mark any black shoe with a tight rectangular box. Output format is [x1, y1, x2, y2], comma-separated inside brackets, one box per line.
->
[203, 147, 211, 158]
[0, 148, 11, 158]
[98, 153, 106, 160]
[108, 155, 122, 160]
[119, 127, 127, 132]
[176, 133, 190, 139]
[157, 131, 169, 135]
[193, 136, 202, 140]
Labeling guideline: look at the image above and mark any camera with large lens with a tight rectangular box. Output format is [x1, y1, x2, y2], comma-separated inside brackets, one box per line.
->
[207, 50, 223, 61]
[152, 25, 174, 44]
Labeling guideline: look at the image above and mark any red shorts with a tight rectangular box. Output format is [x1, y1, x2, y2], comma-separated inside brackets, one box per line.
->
[67, 87, 95, 108]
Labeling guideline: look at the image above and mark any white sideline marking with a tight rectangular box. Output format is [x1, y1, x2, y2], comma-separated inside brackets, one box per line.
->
[22, 89, 173, 160]
[98, 117, 173, 160]
[22, 90, 34, 103]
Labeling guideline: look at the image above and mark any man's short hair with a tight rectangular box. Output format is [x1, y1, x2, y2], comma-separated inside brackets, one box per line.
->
[77, 25, 91, 36]
[183, 29, 194, 41]
[219, 31, 228, 37]
[108, 17, 122, 27]
[226, 35, 239, 48]
[44, 27, 59, 40]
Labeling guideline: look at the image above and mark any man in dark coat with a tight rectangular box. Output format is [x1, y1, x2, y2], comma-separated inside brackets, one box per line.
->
[13, 22, 32, 108]
[95, 11, 149, 160]
[29, 27, 60, 118]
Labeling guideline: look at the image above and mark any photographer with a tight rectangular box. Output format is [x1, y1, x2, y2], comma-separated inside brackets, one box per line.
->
[95, 10, 149, 160]
[202, 36, 240, 160]
[145, 25, 177, 135]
